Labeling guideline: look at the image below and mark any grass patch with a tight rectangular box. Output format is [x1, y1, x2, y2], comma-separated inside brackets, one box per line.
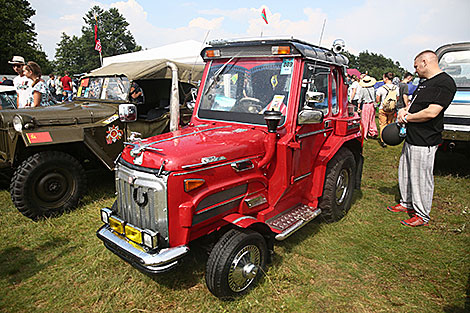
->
[0, 140, 469, 313]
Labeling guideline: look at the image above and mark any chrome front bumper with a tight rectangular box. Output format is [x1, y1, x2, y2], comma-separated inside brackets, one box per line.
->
[97, 226, 189, 274]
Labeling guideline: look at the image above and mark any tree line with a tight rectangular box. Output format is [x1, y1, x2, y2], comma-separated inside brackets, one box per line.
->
[2, 0, 407, 78]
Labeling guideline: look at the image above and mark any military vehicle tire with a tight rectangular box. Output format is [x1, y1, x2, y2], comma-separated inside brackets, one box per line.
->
[319, 148, 356, 223]
[205, 228, 267, 300]
[10, 151, 86, 220]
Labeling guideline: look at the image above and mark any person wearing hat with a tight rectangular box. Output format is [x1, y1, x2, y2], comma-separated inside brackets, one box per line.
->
[8, 56, 32, 108]
[358, 75, 378, 139]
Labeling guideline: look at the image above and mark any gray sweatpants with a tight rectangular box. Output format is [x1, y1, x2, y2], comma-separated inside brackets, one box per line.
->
[398, 142, 438, 222]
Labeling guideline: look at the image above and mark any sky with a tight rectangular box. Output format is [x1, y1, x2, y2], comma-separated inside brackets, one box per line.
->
[30, 0, 470, 72]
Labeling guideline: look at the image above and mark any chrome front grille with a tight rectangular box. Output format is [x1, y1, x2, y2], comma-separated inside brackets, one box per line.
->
[115, 163, 169, 246]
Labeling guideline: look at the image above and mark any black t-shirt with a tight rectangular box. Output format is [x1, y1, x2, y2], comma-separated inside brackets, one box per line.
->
[397, 82, 408, 110]
[406, 72, 456, 146]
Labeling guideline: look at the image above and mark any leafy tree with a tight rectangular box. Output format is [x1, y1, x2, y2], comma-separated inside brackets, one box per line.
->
[344, 50, 406, 81]
[55, 6, 141, 74]
[0, 0, 52, 74]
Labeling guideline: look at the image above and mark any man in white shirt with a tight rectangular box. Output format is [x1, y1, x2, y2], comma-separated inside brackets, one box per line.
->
[8, 56, 32, 108]
[376, 72, 400, 147]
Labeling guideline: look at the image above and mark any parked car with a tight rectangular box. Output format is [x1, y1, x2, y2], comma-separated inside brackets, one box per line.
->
[0, 59, 204, 220]
[97, 38, 364, 299]
[0, 85, 17, 109]
[436, 42, 470, 156]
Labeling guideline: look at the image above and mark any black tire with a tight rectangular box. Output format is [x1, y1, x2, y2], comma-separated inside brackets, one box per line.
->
[10, 151, 86, 220]
[319, 148, 356, 223]
[205, 229, 268, 300]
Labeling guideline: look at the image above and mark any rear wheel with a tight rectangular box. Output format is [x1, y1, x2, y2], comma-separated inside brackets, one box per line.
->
[319, 148, 356, 223]
[205, 229, 267, 300]
[10, 151, 86, 220]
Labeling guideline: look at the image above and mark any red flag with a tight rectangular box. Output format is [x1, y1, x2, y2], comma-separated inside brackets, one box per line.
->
[261, 8, 268, 24]
[26, 132, 52, 144]
[94, 14, 101, 53]
[95, 39, 102, 53]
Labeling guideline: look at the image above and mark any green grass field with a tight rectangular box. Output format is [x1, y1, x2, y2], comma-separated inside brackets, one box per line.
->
[0, 139, 469, 313]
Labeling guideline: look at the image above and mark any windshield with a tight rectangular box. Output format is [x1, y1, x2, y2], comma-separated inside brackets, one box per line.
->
[197, 58, 293, 125]
[0, 91, 16, 109]
[77, 76, 130, 100]
[439, 50, 470, 89]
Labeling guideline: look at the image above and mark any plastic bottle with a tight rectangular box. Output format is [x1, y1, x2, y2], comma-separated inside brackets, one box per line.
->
[399, 123, 407, 137]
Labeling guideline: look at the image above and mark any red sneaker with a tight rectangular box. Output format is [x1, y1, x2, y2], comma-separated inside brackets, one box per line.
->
[400, 215, 429, 227]
[387, 204, 414, 213]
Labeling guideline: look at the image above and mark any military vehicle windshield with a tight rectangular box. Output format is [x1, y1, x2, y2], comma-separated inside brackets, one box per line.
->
[439, 50, 470, 89]
[77, 76, 130, 100]
[198, 58, 293, 125]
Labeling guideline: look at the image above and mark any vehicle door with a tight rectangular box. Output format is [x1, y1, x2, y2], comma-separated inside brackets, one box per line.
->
[292, 62, 337, 183]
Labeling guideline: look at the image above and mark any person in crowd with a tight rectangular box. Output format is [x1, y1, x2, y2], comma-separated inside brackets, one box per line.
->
[376, 72, 399, 147]
[55, 75, 63, 102]
[47, 74, 56, 96]
[23, 61, 55, 107]
[1, 76, 13, 86]
[8, 56, 32, 108]
[358, 75, 378, 140]
[397, 72, 414, 110]
[60, 71, 73, 101]
[348, 75, 361, 110]
[129, 82, 143, 104]
[388, 50, 456, 227]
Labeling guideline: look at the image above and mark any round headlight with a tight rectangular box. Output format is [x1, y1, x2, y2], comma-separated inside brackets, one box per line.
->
[12, 115, 24, 132]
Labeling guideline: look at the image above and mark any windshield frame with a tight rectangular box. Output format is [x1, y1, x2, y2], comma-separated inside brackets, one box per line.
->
[196, 57, 294, 127]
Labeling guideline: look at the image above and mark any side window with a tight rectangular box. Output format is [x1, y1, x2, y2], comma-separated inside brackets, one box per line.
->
[331, 70, 339, 115]
[299, 63, 330, 116]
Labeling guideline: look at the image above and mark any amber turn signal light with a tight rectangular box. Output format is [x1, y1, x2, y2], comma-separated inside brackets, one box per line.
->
[272, 46, 291, 55]
[184, 179, 205, 192]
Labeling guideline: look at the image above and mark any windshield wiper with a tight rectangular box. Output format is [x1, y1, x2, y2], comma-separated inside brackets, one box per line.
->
[204, 54, 239, 95]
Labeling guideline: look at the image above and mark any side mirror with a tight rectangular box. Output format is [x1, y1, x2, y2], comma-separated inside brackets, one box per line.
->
[305, 91, 325, 107]
[119, 103, 137, 122]
[298, 109, 324, 125]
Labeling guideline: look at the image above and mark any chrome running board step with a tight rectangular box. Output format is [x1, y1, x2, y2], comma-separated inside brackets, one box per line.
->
[266, 205, 321, 241]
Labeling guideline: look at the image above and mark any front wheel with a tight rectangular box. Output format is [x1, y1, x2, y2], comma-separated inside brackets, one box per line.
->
[10, 151, 86, 220]
[319, 148, 356, 223]
[205, 229, 268, 300]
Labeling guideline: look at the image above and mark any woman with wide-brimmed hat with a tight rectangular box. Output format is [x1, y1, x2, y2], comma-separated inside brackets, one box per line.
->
[358, 75, 379, 139]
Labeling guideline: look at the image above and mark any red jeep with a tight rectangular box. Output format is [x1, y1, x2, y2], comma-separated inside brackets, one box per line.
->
[97, 38, 364, 299]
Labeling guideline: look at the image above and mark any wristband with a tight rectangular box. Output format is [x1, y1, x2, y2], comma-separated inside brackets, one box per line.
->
[404, 113, 409, 123]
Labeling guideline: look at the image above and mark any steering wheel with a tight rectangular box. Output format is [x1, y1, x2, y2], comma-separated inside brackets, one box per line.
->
[234, 97, 263, 113]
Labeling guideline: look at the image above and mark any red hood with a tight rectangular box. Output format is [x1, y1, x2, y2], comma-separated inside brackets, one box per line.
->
[121, 125, 267, 171]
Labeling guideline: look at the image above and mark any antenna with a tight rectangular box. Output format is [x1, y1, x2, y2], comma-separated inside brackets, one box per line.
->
[190, 30, 210, 82]
[318, 19, 326, 46]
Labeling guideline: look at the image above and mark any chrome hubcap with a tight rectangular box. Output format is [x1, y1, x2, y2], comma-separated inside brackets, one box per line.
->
[228, 245, 261, 292]
[335, 168, 349, 205]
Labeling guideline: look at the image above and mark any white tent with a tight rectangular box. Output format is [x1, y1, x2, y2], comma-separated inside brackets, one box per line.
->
[102, 40, 206, 67]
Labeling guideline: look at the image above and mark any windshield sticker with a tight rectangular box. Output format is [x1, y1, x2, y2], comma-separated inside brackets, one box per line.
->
[231, 73, 238, 84]
[80, 78, 89, 87]
[280, 58, 294, 75]
[265, 95, 286, 115]
[106, 125, 123, 144]
[271, 75, 278, 89]
[212, 95, 236, 111]
[102, 114, 119, 125]
[444, 54, 456, 63]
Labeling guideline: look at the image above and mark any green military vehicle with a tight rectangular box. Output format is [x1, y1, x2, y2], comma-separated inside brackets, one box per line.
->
[0, 59, 203, 220]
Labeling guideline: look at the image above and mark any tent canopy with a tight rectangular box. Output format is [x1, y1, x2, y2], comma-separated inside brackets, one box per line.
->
[102, 40, 205, 67]
[85, 59, 204, 83]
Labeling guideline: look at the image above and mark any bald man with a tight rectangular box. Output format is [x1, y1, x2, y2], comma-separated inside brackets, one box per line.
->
[387, 50, 456, 227]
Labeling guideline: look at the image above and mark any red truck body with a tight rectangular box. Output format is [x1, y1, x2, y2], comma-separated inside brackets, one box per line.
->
[97, 38, 364, 299]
